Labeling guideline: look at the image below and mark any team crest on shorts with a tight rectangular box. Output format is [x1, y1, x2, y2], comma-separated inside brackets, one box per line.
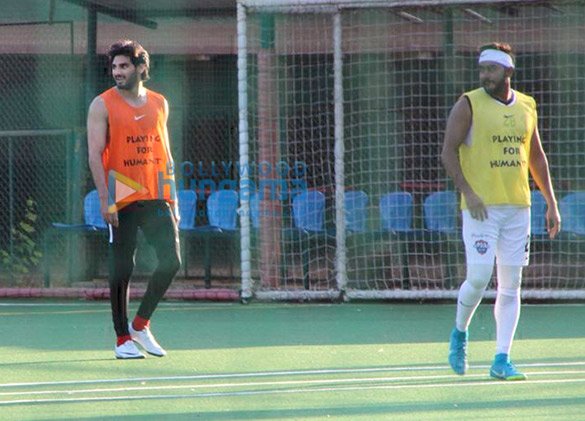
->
[474, 239, 489, 255]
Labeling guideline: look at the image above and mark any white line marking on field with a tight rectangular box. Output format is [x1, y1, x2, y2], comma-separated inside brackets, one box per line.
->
[2, 370, 585, 399]
[0, 373, 478, 397]
[0, 366, 450, 388]
[2, 376, 585, 406]
[2, 362, 585, 389]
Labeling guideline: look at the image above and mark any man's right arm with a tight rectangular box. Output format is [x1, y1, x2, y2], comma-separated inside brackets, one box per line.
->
[87, 96, 118, 227]
[441, 97, 487, 221]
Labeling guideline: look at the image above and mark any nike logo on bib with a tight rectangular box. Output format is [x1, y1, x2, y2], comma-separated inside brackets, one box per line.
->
[134, 114, 146, 121]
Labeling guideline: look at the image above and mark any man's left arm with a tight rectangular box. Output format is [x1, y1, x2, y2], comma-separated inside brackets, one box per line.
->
[529, 126, 561, 238]
[163, 98, 180, 224]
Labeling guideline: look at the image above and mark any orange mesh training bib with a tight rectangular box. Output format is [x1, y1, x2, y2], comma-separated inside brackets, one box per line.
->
[101, 87, 174, 208]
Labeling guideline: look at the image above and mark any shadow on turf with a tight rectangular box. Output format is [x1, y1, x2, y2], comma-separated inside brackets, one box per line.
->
[0, 358, 112, 367]
[22, 396, 585, 418]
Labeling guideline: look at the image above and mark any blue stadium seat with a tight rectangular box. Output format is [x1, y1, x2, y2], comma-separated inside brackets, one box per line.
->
[177, 189, 197, 231]
[424, 191, 458, 234]
[282, 190, 333, 289]
[527, 190, 558, 275]
[423, 191, 461, 288]
[560, 192, 585, 236]
[176, 189, 196, 278]
[379, 191, 415, 289]
[531, 190, 548, 237]
[345, 190, 368, 233]
[50, 189, 106, 232]
[249, 193, 260, 229]
[293, 190, 326, 232]
[557, 192, 585, 271]
[181, 189, 239, 287]
[380, 191, 413, 233]
[207, 190, 239, 231]
[83, 189, 107, 229]
[44, 189, 108, 286]
[181, 190, 239, 234]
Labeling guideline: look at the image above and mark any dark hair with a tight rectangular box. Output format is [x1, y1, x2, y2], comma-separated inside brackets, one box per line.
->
[107, 39, 150, 82]
[478, 42, 515, 64]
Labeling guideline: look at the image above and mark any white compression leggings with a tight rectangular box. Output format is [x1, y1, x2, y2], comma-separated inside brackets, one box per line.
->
[455, 264, 523, 355]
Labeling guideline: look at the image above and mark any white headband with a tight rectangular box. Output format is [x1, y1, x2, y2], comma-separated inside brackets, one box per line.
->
[478, 49, 515, 69]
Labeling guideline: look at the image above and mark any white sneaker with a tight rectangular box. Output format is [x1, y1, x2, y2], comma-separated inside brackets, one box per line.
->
[129, 323, 167, 357]
[115, 340, 145, 359]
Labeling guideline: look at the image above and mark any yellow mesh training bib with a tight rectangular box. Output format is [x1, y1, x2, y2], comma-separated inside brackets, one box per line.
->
[459, 88, 537, 209]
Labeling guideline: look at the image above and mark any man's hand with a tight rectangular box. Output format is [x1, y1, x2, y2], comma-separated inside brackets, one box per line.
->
[101, 200, 119, 227]
[464, 191, 488, 221]
[546, 205, 561, 239]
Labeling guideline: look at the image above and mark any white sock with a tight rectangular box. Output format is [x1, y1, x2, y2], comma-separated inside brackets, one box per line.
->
[494, 265, 523, 355]
[455, 264, 493, 332]
[456, 281, 485, 331]
[494, 287, 521, 355]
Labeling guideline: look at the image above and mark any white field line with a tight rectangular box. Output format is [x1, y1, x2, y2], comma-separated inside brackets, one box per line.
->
[2, 361, 585, 389]
[1, 370, 585, 399]
[2, 376, 585, 406]
[0, 373, 481, 397]
[0, 366, 452, 388]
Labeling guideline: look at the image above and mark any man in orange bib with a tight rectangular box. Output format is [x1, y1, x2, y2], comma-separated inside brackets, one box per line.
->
[87, 40, 180, 359]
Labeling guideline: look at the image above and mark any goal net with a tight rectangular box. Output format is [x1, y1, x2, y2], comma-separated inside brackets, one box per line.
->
[237, 0, 585, 301]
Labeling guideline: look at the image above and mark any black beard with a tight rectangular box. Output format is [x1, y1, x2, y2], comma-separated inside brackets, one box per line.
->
[115, 72, 138, 90]
[117, 81, 132, 90]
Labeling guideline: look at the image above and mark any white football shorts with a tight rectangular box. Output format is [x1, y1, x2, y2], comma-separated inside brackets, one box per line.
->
[462, 205, 531, 267]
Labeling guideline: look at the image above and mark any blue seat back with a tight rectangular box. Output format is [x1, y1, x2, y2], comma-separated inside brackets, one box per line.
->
[345, 190, 368, 232]
[249, 194, 260, 229]
[531, 190, 547, 236]
[293, 190, 325, 232]
[177, 189, 197, 230]
[84, 190, 107, 229]
[424, 191, 458, 233]
[379, 191, 413, 232]
[560, 192, 585, 235]
[207, 190, 239, 230]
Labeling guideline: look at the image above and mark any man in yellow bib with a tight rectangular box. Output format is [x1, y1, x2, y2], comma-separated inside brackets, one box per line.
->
[441, 42, 561, 380]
